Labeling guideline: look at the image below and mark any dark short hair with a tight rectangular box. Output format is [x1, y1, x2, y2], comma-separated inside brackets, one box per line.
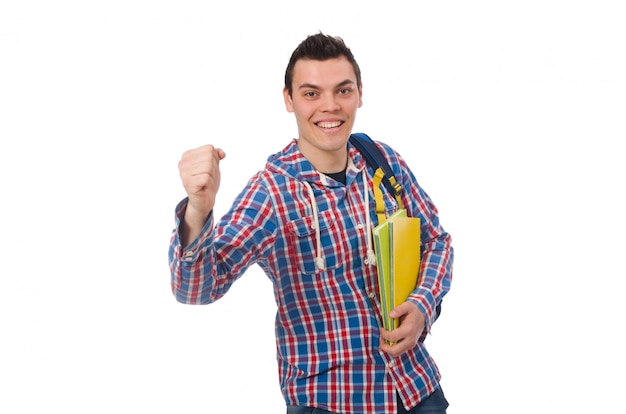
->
[284, 33, 362, 97]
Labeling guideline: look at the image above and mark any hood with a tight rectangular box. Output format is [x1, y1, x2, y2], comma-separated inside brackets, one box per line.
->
[265, 139, 366, 186]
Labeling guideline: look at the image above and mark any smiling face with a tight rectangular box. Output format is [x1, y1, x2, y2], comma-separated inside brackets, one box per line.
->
[283, 57, 363, 173]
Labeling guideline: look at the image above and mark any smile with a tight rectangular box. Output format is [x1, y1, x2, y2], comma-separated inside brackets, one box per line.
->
[316, 121, 343, 129]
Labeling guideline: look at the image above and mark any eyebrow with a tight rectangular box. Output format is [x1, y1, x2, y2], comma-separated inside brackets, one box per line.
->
[297, 79, 355, 90]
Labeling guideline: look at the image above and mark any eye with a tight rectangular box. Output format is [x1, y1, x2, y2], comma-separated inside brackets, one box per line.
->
[338, 88, 352, 95]
[304, 91, 317, 98]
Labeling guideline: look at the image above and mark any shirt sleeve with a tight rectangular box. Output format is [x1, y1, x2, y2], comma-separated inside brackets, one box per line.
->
[407, 179, 453, 337]
[168, 178, 277, 305]
[384, 146, 454, 337]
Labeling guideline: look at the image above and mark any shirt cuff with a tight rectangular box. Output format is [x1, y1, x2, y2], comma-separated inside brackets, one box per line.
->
[407, 287, 437, 333]
[173, 198, 214, 264]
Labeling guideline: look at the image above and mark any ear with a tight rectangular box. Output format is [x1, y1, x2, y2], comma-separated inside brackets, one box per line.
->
[283, 87, 294, 113]
[358, 84, 363, 108]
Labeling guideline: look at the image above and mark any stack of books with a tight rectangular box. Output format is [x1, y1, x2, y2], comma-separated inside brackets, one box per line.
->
[372, 209, 421, 332]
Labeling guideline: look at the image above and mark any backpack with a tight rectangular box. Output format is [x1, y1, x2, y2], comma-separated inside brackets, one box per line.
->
[349, 132, 405, 212]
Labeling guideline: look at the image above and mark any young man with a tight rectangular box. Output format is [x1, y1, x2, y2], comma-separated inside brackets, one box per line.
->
[169, 33, 454, 414]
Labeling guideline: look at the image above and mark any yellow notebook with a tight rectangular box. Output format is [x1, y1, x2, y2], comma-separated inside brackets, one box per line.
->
[373, 209, 421, 331]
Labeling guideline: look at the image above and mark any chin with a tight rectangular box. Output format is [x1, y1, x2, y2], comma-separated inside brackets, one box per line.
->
[318, 126, 351, 140]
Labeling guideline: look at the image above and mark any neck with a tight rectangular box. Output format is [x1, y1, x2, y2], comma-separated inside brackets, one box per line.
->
[297, 141, 348, 174]
[318, 154, 348, 174]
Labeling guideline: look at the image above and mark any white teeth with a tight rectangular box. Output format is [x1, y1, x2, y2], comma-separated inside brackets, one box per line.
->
[317, 121, 342, 129]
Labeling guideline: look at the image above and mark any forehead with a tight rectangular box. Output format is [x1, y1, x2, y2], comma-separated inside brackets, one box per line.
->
[292, 57, 357, 88]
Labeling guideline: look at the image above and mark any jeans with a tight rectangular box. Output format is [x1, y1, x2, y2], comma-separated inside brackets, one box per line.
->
[286, 387, 449, 414]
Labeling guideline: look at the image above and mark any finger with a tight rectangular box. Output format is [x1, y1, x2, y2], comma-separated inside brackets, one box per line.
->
[383, 325, 410, 344]
[379, 334, 410, 358]
[389, 301, 414, 319]
[180, 144, 223, 164]
[215, 148, 226, 160]
[186, 174, 212, 194]
[179, 146, 224, 177]
[380, 327, 405, 347]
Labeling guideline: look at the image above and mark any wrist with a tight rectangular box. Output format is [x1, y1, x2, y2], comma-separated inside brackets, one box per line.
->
[181, 201, 212, 248]
[184, 203, 211, 228]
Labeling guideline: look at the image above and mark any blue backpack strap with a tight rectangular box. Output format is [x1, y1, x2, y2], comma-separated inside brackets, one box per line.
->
[349, 133, 404, 207]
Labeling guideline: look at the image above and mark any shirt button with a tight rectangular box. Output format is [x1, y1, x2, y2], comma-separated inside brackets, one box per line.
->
[368, 291, 376, 299]
[356, 223, 364, 230]
[387, 362, 394, 369]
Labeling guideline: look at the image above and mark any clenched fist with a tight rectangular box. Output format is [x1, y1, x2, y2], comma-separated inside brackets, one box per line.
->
[178, 144, 226, 246]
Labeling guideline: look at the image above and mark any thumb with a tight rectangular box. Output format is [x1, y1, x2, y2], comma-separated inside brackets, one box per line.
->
[389, 301, 414, 319]
[389, 304, 404, 319]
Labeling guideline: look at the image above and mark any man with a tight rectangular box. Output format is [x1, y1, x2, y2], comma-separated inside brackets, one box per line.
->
[169, 33, 453, 414]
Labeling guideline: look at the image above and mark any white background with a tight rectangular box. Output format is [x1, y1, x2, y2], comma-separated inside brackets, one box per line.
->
[1, 1, 625, 413]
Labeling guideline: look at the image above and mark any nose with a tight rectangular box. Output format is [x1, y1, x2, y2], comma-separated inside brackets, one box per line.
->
[321, 93, 340, 112]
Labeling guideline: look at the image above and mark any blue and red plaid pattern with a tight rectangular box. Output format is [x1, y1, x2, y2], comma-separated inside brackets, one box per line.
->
[169, 139, 453, 413]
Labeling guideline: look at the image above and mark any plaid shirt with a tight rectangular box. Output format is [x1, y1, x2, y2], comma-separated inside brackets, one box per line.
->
[169, 139, 453, 413]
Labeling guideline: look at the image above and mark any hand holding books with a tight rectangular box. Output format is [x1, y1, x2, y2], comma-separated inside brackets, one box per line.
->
[379, 301, 426, 356]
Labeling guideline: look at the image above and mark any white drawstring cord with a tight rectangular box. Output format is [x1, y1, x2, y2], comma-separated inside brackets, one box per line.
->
[363, 169, 377, 266]
[305, 169, 375, 271]
[304, 181, 325, 271]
